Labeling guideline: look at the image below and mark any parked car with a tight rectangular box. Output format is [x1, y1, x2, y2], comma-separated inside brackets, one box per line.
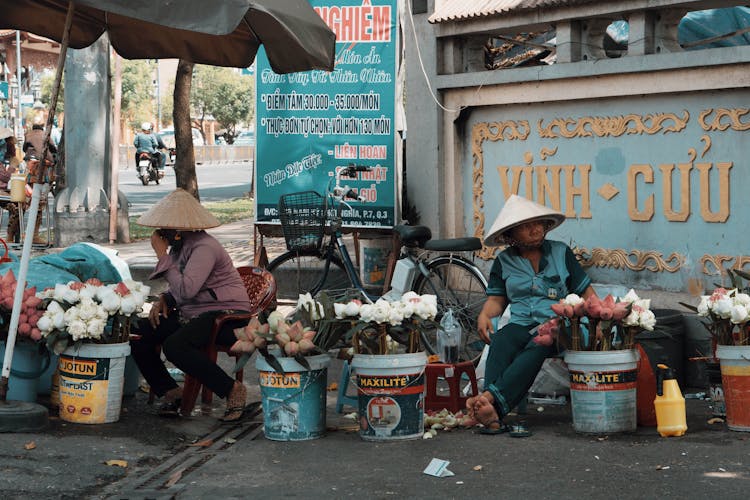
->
[233, 130, 255, 146]
[158, 127, 205, 148]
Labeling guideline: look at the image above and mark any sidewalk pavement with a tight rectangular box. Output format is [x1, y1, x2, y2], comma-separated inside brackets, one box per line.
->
[1, 222, 749, 499]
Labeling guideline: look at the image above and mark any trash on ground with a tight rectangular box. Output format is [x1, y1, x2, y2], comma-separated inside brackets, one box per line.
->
[423, 458, 454, 477]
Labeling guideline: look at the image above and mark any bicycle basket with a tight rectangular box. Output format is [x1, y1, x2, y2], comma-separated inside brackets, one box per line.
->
[278, 191, 327, 252]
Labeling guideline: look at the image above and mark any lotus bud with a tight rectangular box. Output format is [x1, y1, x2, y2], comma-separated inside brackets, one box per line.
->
[302, 330, 316, 341]
[612, 303, 630, 321]
[284, 341, 299, 356]
[276, 321, 290, 336]
[550, 303, 565, 316]
[30, 328, 42, 341]
[298, 338, 315, 354]
[267, 310, 284, 333]
[275, 332, 290, 347]
[253, 335, 268, 348]
[563, 305, 574, 317]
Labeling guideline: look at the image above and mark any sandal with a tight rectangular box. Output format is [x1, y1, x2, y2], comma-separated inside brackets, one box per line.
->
[509, 424, 532, 438]
[478, 420, 510, 435]
[220, 382, 247, 422]
[158, 398, 182, 418]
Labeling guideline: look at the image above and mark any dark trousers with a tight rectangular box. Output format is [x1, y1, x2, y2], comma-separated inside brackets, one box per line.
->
[484, 323, 558, 417]
[130, 311, 247, 399]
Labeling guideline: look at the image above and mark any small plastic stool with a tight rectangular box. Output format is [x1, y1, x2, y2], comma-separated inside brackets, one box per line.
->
[336, 360, 358, 413]
[424, 361, 479, 413]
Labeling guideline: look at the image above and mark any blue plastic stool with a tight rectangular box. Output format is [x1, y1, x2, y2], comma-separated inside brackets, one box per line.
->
[336, 360, 358, 413]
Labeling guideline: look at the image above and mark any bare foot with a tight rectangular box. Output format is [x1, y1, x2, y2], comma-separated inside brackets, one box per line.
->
[471, 392, 502, 430]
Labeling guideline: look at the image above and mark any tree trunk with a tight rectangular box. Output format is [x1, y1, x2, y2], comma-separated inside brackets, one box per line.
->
[173, 59, 198, 199]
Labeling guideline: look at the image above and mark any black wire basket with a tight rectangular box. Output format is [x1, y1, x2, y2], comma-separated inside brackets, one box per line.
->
[278, 191, 327, 252]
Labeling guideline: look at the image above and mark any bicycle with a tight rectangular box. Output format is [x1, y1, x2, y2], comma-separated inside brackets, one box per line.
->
[265, 164, 488, 362]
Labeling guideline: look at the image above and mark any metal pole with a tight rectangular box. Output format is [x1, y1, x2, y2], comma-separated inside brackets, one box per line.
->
[156, 60, 161, 131]
[15, 31, 22, 141]
[109, 52, 122, 244]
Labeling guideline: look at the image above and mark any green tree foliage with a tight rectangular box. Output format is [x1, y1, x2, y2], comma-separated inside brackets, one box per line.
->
[190, 65, 253, 142]
[40, 73, 64, 114]
[120, 60, 155, 130]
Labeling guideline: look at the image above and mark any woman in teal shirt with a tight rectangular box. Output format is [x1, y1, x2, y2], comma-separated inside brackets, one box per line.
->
[468, 195, 597, 433]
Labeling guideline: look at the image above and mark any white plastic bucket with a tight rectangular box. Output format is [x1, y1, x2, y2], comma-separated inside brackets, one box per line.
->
[256, 353, 330, 441]
[58, 342, 130, 424]
[564, 349, 638, 433]
[350, 352, 427, 441]
[716, 345, 750, 432]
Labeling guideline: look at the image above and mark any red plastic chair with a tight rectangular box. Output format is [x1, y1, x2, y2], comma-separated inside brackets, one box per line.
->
[179, 266, 277, 415]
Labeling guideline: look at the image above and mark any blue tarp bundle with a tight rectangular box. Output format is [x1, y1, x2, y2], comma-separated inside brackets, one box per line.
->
[607, 7, 750, 48]
[0, 243, 126, 290]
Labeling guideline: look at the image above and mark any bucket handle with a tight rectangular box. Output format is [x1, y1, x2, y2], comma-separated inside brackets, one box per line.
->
[10, 344, 51, 380]
[0, 238, 11, 263]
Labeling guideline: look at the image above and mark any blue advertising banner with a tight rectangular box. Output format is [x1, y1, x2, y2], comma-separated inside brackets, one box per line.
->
[255, 0, 398, 228]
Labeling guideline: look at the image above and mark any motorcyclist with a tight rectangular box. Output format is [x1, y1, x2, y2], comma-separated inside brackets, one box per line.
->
[133, 122, 160, 176]
[149, 122, 168, 173]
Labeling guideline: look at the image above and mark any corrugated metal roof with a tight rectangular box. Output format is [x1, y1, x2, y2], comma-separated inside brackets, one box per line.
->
[429, 0, 597, 24]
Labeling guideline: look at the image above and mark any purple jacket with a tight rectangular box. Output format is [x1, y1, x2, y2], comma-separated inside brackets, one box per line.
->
[149, 230, 251, 319]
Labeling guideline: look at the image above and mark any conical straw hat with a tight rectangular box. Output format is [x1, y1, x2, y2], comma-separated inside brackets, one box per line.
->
[0, 127, 13, 140]
[137, 188, 220, 230]
[484, 194, 565, 246]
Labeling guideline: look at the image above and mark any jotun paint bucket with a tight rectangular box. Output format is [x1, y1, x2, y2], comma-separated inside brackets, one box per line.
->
[58, 342, 130, 424]
[256, 353, 330, 441]
[716, 345, 750, 432]
[564, 349, 638, 433]
[350, 352, 427, 441]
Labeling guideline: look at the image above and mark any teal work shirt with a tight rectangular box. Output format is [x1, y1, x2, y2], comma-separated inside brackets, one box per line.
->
[134, 132, 157, 153]
[487, 239, 591, 326]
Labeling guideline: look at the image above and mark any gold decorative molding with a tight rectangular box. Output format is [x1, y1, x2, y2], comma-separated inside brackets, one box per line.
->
[538, 111, 689, 139]
[699, 108, 750, 132]
[472, 120, 531, 260]
[700, 255, 750, 276]
[574, 247, 684, 273]
[597, 183, 619, 200]
[540, 146, 558, 160]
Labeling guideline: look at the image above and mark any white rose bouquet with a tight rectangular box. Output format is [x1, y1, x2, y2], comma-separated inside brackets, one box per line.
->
[36, 278, 150, 353]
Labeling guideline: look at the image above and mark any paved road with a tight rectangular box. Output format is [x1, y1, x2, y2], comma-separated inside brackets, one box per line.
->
[118, 163, 253, 216]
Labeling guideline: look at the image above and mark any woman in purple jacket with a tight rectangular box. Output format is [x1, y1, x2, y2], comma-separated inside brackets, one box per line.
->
[130, 188, 251, 421]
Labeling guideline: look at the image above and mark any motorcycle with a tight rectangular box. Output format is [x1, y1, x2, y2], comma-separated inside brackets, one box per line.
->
[136, 151, 163, 185]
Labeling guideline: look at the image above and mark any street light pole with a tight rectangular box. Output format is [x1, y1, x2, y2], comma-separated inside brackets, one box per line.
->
[15, 31, 22, 140]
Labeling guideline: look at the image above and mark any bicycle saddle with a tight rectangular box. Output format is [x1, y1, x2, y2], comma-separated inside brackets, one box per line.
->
[424, 237, 482, 252]
[394, 224, 431, 247]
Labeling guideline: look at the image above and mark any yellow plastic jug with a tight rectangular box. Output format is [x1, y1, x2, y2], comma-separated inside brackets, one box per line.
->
[654, 363, 687, 437]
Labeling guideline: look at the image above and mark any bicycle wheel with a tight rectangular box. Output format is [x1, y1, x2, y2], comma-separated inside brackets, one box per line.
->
[266, 249, 351, 305]
[413, 256, 487, 363]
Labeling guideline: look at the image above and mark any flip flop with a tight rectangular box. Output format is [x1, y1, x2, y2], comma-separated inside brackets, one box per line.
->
[219, 406, 245, 422]
[158, 398, 182, 418]
[478, 421, 510, 435]
[509, 424, 532, 438]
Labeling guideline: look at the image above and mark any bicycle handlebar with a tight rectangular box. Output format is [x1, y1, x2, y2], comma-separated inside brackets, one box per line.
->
[331, 163, 372, 204]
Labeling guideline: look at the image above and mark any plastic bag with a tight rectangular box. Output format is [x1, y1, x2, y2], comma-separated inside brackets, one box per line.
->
[438, 309, 462, 363]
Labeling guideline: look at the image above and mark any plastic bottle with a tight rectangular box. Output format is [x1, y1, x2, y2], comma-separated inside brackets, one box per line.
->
[437, 309, 462, 363]
[654, 363, 687, 437]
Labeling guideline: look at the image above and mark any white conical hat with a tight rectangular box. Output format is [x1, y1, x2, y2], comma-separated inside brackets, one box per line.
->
[0, 127, 13, 140]
[484, 194, 565, 246]
[137, 188, 220, 230]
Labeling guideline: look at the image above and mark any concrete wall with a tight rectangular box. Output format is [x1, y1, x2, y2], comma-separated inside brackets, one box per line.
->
[405, 0, 750, 306]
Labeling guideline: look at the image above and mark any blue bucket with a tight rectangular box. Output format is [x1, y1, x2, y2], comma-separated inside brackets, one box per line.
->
[0, 340, 50, 402]
[256, 353, 330, 441]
